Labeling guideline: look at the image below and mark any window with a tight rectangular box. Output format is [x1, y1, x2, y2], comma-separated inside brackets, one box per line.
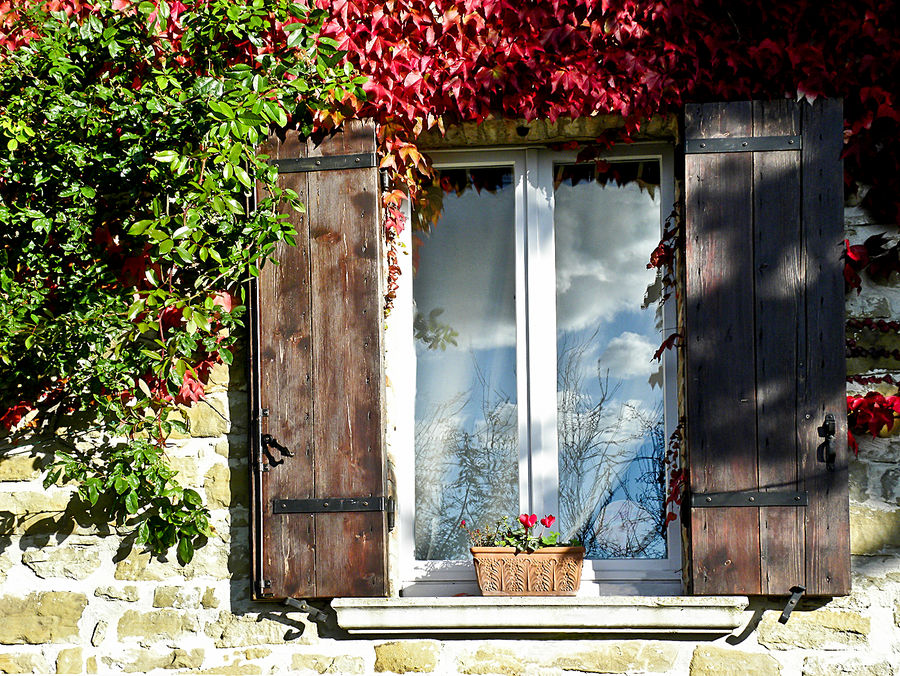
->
[396, 145, 680, 595]
[251, 101, 849, 603]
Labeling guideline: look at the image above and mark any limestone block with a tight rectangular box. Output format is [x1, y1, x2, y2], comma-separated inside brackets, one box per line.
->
[193, 662, 262, 675]
[374, 641, 440, 673]
[291, 654, 366, 674]
[858, 437, 900, 463]
[0, 455, 42, 482]
[215, 440, 230, 457]
[850, 458, 869, 502]
[241, 649, 271, 660]
[22, 544, 101, 580]
[56, 647, 82, 674]
[115, 540, 229, 582]
[690, 646, 781, 676]
[802, 656, 896, 676]
[204, 462, 249, 510]
[94, 586, 139, 602]
[879, 466, 900, 504]
[153, 585, 200, 609]
[850, 504, 900, 554]
[0, 491, 78, 535]
[846, 294, 892, 318]
[102, 648, 204, 673]
[206, 361, 231, 392]
[757, 609, 870, 649]
[205, 612, 302, 648]
[90, 621, 106, 647]
[549, 642, 678, 674]
[116, 610, 200, 641]
[0, 592, 87, 644]
[227, 542, 251, 577]
[457, 648, 524, 676]
[201, 588, 219, 609]
[85, 656, 96, 674]
[114, 549, 177, 582]
[169, 456, 202, 488]
[0, 652, 50, 673]
[187, 396, 230, 438]
[0, 553, 11, 584]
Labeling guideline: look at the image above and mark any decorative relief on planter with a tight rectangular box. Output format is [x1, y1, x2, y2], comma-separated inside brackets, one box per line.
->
[470, 547, 585, 596]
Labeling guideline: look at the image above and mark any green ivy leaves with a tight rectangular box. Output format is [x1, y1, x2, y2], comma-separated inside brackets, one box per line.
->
[2, 0, 364, 564]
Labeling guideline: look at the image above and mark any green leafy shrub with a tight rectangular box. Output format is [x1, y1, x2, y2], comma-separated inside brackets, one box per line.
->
[0, 0, 364, 563]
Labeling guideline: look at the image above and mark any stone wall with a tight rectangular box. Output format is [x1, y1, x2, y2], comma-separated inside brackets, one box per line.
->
[1, 201, 900, 675]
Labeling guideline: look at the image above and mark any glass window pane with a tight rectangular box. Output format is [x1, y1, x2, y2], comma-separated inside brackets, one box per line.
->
[414, 166, 519, 560]
[553, 160, 667, 559]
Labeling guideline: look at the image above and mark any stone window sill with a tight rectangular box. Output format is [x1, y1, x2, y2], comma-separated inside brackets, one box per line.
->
[331, 596, 749, 636]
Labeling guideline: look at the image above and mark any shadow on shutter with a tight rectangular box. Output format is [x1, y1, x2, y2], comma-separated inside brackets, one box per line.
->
[249, 120, 388, 600]
[685, 100, 849, 596]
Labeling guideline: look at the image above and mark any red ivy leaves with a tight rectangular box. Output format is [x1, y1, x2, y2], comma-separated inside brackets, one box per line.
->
[653, 332, 681, 362]
[847, 392, 900, 450]
[844, 234, 900, 293]
[664, 420, 685, 526]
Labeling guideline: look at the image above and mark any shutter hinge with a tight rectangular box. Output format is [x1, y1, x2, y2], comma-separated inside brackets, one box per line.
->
[270, 152, 376, 173]
[779, 585, 806, 624]
[685, 135, 802, 154]
[284, 597, 328, 623]
[273, 496, 391, 514]
[273, 496, 395, 529]
[692, 491, 808, 507]
[255, 579, 274, 598]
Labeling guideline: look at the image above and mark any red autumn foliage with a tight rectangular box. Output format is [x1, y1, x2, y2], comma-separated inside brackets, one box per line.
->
[847, 391, 900, 441]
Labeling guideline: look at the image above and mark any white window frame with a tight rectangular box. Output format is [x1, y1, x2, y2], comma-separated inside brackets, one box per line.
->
[391, 143, 681, 596]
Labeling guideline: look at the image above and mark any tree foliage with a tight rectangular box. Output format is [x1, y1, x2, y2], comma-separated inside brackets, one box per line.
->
[0, 0, 363, 562]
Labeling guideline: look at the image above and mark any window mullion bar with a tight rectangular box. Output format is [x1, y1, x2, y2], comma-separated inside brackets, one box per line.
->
[515, 154, 531, 516]
[525, 149, 560, 518]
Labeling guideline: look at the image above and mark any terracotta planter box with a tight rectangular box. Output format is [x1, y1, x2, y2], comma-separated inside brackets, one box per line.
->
[470, 546, 585, 596]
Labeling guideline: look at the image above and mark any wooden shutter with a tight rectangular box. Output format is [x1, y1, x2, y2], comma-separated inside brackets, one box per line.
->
[685, 99, 849, 596]
[250, 120, 387, 600]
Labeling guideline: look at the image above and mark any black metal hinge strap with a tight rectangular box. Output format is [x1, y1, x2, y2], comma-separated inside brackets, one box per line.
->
[779, 586, 806, 624]
[271, 152, 377, 173]
[284, 597, 328, 623]
[685, 135, 802, 154]
[692, 491, 809, 507]
[273, 496, 391, 514]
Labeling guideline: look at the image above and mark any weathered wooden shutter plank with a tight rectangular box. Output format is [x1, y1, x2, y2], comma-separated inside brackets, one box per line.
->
[686, 101, 762, 594]
[306, 124, 385, 598]
[800, 99, 849, 595]
[753, 100, 804, 593]
[252, 121, 387, 600]
[685, 99, 847, 596]
[256, 130, 317, 599]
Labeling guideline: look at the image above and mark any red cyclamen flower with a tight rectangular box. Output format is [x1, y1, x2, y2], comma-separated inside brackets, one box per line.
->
[540, 515, 555, 528]
[519, 513, 537, 528]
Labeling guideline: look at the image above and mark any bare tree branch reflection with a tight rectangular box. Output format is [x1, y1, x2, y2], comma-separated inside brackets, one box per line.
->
[415, 364, 517, 560]
[415, 335, 666, 561]
[557, 332, 666, 559]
